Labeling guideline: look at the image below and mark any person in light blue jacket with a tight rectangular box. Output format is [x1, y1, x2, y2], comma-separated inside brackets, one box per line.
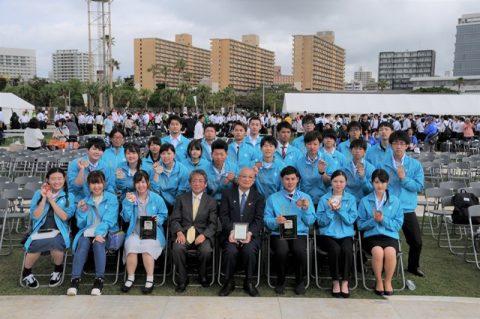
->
[67, 137, 115, 204]
[294, 131, 337, 206]
[320, 129, 348, 171]
[22, 168, 75, 289]
[115, 142, 154, 201]
[316, 170, 358, 298]
[205, 139, 238, 201]
[150, 143, 189, 211]
[291, 114, 316, 154]
[67, 171, 119, 297]
[252, 135, 286, 199]
[337, 121, 367, 161]
[378, 130, 424, 278]
[358, 169, 403, 296]
[244, 116, 263, 150]
[183, 139, 210, 172]
[275, 121, 302, 166]
[264, 166, 316, 295]
[365, 122, 393, 168]
[200, 123, 217, 162]
[161, 115, 190, 163]
[227, 121, 260, 169]
[343, 139, 375, 203]
[143, 136, 162, 170]
[121, 171, 168, 294]
[102, 128, 127, 171]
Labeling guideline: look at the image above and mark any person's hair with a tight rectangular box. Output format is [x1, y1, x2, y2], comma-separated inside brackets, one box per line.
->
[204, 123, 216, 131]
[198, 114, 205, 121]
[159, 142, 176, 154]
[276, 121, 292, 132]
[260, 135, 278, 148]
[187, 139, 203, 158]
[124, 142, 142, 171]
[189, 169, 208, 183]
[389, 130, 410, 145]
[349, 138, 367, 150]
[280, 165, 300, 178]
[28, 118, 40, 129]
[378, 121, 394, 130]
[302, 114, 315, 126]
[167, 114, 182, 127]
[371, 168, 390, 202]
[211, 139, 228, 152]
[233, 121, 247, 131]
[147, 136, 161, 162]
[249, 116, 262, 125]
[87, 170, 106, 185]
[86, 137, 106, 151]
[44, 167, 69, 207]
[109, 127, 125, 139]
[322, 129, 337, 141]
[133, 170, 150, 188]
[303, 131, 322, 144]
[347, 121, 362, 132]
[331, 169, 348, 182]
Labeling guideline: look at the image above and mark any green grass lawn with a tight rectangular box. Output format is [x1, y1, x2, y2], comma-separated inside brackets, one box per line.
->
[1, 228, 479, 298]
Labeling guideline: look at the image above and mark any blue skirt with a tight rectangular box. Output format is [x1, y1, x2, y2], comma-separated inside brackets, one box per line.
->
[28, 234, 66, 254]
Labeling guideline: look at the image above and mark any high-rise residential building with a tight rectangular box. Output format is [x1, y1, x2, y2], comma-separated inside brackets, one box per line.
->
[453, 13, 480, 76]
[134, 34, 211, 90]
[52, 49, 89, 81]
[292, 31, 345, 91]
[273, 66, 294, 86]
[344, 80, 363, 91]
[0, 47, 36, 80]
[210, 35, 275, 91]
[354, 67, 374, 89]
[378, 50, 436, 90]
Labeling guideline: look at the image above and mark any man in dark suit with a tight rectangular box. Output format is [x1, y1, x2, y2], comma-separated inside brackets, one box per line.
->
[171, 169, 217, 292]
[218, 167, 265, 297]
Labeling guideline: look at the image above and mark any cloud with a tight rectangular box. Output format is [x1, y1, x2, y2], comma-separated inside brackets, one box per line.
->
[1, 0, 479, 81]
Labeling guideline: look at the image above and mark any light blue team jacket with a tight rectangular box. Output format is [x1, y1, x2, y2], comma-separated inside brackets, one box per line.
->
[378, 154, 424, 213]
[251, 158, 286, 199]
[365, 143, 392, 168]
[161, 135, 190, 163]
[25, 190, 75, 251]
[67, 156, 115, 203]
[115, 161, 155, 201]
[150, 160, 190, 206]
[121, 191, 168, 248]
[291, 135, 307, 154]
[182, 157, 211, 173]
[275, 144, 302, 167]
[316, 191, 358, 238]
[205, 160, 239, 201]
[357, 192, 404, 240]
[343, 159, 375, 202]
[319, 148, 348, 171]
[264, 189, 316, 236]
[227, 140, 260, 169]
[71, 191, 119, 252]
[102, 146, 126, 171]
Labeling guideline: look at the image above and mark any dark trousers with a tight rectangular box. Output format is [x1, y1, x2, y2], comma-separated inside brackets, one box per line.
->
[222, 240, 259, 283]
[402, 212, 422, 270]
[318, 236, 353, 280]
[171, 238, 213, 285]
[96, 124, 103, 135]
[270, 235, 307, 285]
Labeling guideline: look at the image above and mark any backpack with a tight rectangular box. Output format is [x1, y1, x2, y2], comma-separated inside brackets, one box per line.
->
[452, 189, 480, 224]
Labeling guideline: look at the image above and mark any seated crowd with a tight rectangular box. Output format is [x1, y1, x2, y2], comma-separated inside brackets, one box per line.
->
[21, 114, 424, 298]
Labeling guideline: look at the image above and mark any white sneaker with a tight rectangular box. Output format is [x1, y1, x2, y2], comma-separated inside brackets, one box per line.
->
[66, 287, 78, 296]
[49, 272, 62, 287]
[90, 277, 104, 296]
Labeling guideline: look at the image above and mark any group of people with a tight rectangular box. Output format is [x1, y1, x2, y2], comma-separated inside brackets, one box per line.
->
[20, 112, 427, 298]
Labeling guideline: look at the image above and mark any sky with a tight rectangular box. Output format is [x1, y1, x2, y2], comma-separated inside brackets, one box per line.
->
[0, 0, 479, 81]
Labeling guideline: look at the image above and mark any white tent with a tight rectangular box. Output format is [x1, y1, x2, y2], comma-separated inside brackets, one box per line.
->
[282, 93, 480, 115]
[0, 92, 35, 125]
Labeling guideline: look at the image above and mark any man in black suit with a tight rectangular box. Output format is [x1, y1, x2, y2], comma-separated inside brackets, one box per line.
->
[218, 167, 265, 297]
[170, 169, 217, 292]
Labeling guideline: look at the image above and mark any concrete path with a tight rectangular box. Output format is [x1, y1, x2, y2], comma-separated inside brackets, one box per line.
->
[1, 295, 479, 319]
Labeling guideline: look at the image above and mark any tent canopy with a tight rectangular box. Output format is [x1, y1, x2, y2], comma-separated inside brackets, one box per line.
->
[282, 93, 480, 115]
[0, 92, 35, 125]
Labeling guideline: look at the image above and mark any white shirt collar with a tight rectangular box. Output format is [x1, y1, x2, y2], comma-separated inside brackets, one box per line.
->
[239, 188, 250, 200]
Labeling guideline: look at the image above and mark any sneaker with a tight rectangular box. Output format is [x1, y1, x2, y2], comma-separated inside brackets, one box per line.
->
[49, 272, 62, 287]
[22, 274, 39, 289]
[67, 278, 80, 296]
[91, 277, 104, 296]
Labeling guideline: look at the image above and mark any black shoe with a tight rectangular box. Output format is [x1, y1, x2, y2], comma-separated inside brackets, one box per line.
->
[341, 291, 350, 298]
[294, 282, 306, 295]
[274, 284, 285, 295]
[175, 279, 189, 293]
[407, 268, 425, 277]
[219, 279, 235, 297]
[22, 274, 39, 289]
[142, 281, 154, 294]
[331, 290, 341, 298]
[384, 290, 394, 296]
[91, 277, 104, 296]
[199, 277, 209, 288]
[243, 282, 259, 297]
[121, 279, 135, 293]
[374, 289, 384, 296]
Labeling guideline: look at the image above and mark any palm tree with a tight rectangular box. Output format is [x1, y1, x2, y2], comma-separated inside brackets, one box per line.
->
[147, 64, 161, 88]
[86, 81, 101, 110]
[160, 88, 176, 112]
[39, 83, 59, 110]
[139, 88, 152, 109]
[455, 77, 464, 93]
[378, 80, 388, 92]
[196, 84, 211, 113]
[161, 65, 169, 88]
[222, 85, 236, 113]
[178, 82, 190, 110]
[175, 58, 186, 87]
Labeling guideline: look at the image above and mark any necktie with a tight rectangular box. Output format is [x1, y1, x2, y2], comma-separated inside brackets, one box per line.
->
[236, 145, 240, 161]
[288, 193, 294, 202]
[187, 196, 200, 244]
[240, 192, 247, 220]
[281, 146, 286, 159]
